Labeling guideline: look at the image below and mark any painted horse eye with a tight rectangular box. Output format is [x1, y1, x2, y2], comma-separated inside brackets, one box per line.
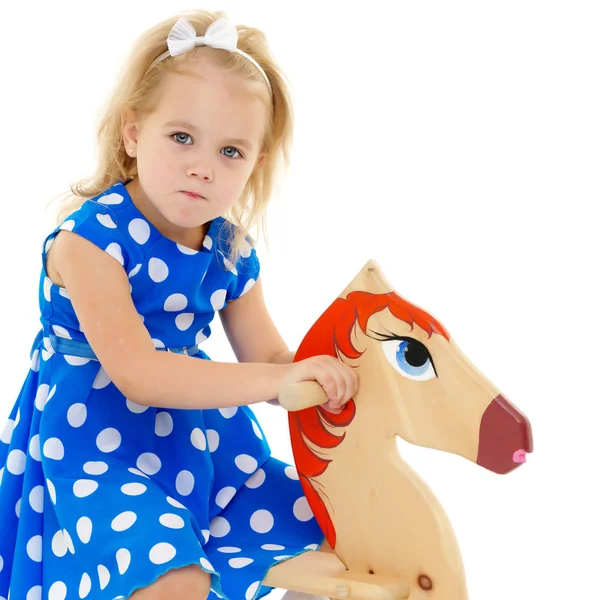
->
[381, 338, 436, 382]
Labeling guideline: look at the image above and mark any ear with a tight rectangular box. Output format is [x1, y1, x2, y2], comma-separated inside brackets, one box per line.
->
[121, 107, 141, 155]
[255, 152, 267, 169]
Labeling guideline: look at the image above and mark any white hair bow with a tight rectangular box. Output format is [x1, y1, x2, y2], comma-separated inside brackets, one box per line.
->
[167, 17, 237, 55]
[151, 17, 272, 93]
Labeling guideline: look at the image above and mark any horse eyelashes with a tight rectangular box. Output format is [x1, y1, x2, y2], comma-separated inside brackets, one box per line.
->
[369, 331, 438, 378]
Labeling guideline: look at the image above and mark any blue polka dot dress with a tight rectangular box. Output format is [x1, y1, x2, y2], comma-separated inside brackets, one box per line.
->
[0, 180, 324, 600]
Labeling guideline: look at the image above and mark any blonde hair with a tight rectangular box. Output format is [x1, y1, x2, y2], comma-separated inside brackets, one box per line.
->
[52, 9, 294, 264]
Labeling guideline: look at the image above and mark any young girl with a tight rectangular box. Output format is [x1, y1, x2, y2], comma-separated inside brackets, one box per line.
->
[0, 9, 357, 600]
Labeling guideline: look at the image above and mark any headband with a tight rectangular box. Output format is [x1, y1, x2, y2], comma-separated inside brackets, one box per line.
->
[149, 17, 272, 94]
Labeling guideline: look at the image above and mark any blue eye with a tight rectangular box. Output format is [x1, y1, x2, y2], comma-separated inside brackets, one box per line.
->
[381, 338, 436, 382]
[172, 132, 192, 145]
[222, 147, 242, 159]
[171, 134, 242, 159]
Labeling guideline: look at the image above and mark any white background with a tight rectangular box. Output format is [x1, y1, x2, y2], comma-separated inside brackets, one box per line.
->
[0, 1, 598, 599]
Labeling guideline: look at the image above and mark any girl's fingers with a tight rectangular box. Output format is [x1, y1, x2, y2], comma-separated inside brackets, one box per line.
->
[332, 361, 358, 404]
[313, 359, 344, 405]
[297, 356, 359, 411]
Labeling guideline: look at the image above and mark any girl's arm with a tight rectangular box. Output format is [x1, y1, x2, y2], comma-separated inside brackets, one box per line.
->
[50, 230, 291, 410]
[219, 279, 297, 406]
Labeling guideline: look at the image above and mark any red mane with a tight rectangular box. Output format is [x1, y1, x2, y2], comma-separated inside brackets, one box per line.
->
[289, 290, 449, 548]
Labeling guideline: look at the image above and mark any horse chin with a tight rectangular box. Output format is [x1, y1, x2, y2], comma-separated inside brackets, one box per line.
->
[476, 394, 534, 474]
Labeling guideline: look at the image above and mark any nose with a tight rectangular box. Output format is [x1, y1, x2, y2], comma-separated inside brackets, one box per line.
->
[476, 394, 533, 474]
[186, 151, 214, 181]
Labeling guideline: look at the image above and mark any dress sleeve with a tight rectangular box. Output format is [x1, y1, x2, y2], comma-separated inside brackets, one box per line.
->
[225, 238, 261, 303]
[43, 201, 131, 272]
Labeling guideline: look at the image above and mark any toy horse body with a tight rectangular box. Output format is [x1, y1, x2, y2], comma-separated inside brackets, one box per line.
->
[264, 260, 533, 599]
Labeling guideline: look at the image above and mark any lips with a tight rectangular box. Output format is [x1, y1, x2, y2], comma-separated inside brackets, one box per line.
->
[182, 191, 206, 200]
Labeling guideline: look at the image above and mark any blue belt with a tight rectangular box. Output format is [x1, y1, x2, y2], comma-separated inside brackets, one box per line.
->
[30, 329, 206, 361]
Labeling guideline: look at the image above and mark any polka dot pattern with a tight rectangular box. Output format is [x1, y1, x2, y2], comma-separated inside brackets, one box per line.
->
[128, 218, 151, 245]
[175, 470, 195, 496]
[293, 497, 315, 522]
[155, 412, 173, 437]
[235, 454, 258, 474]
[148, 257, 169, 282]
[0, 419, 14, 444]
[97, 192, 124, 205]
[79, 572, 92, 598]
[111, 511, 137, 531]
[245, 468, 266, 489]
[159, 513, 184, 529]
[29, 486, 44, 513]
[92, 368, 111, 390]
[164, 293, 188, 312]
[218, 251, 238, 276]
[137, 453, 161, 475]
[121, 482, 147, 496]
[216, 486, 236, 509]
[43, 438, 64, 460]
[2, 181, 322, 600]
[97, 213, 117, 229]
[116, 548, 131, 574]
[128, 263, 142, 278]
[48, 581, 67, 600]
[76, 517, 93, 543]
[73, 480, 98, 498]
[67, 403, 87, 427]
[149, 542, 176, 565]
[177, 243, 199, 255]
[211, 289, 227, 311]
[97, 564, 110, 590]
[191, 428, 207, 451]
[83, 461, 107, 475]
[51, 530, 67, 558]
[96, 428, 121, 453]
[175, 313, 194, 331]
[250, 510, 274, 534]
[27, 585, 42, 600]
[26, 535, 42, 562]
[7, 449, 26, 475]
[105, 242, 124, 265]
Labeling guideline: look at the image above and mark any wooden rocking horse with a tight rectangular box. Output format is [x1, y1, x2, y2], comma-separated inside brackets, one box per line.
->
[262, 259, 533, 600]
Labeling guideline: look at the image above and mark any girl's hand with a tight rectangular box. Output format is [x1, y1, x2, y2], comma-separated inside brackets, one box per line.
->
[280, 355, 359, 414]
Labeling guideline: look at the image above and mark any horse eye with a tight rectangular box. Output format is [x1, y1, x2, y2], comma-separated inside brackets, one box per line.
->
[380, 338, 436, 382]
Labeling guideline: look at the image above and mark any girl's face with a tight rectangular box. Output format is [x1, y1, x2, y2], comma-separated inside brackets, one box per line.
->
[123, 54, 268, 249]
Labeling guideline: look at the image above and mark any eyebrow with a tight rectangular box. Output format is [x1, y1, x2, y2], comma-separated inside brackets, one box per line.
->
[164, 120, 254, 151]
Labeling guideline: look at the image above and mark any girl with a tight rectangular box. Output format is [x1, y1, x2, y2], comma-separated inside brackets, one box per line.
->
[0, 9, 357, 600]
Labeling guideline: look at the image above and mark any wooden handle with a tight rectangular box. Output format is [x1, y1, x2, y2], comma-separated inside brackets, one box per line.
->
[279, 381, 329, 412]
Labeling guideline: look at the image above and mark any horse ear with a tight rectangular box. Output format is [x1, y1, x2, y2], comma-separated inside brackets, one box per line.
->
[340, 259, 395, 298]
